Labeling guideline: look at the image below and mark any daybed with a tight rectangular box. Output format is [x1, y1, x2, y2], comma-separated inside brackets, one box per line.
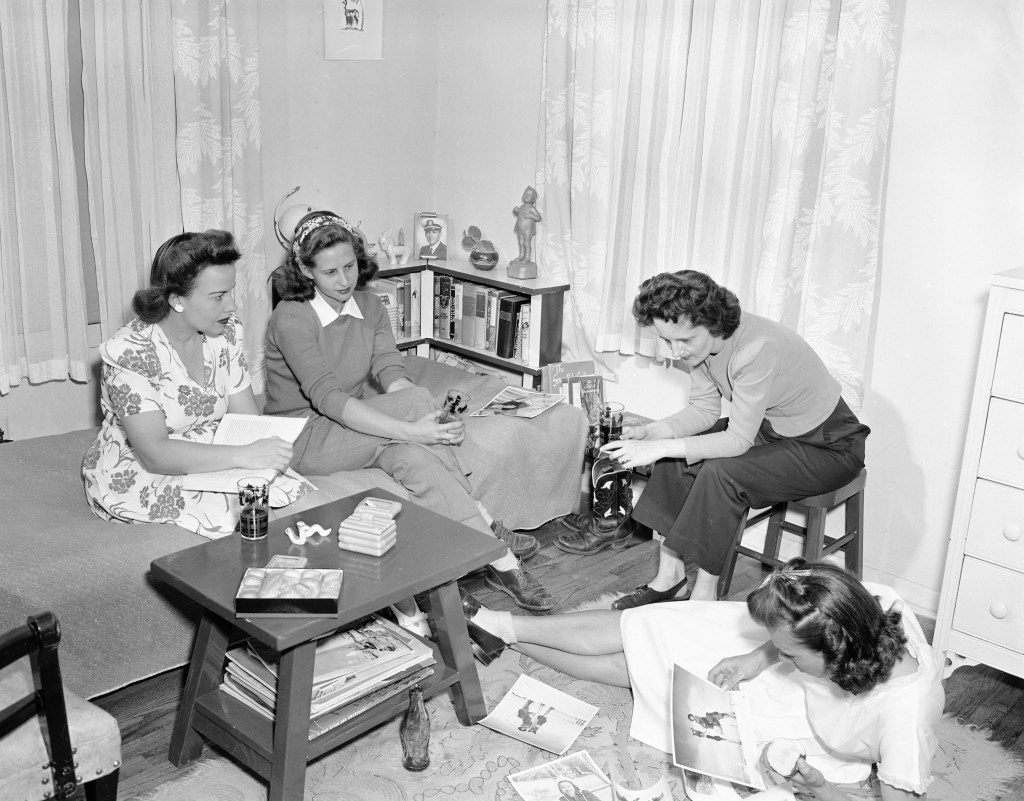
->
[0, 355, 586, 699]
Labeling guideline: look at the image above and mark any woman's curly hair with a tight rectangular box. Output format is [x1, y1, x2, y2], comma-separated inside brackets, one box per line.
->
[632, 270, 741, 338]
[272, 210, 378, 302]
[746, 559, 908, 694]
[131, 230, 240, 323]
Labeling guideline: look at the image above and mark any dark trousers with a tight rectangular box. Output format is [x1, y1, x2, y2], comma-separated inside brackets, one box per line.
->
[632, 398, 869, 575]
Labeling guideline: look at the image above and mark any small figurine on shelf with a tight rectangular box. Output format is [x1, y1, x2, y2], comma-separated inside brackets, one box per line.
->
[399, 685, 431, 771]
[378, 228, 412, 265]
[508, 185, 542, 280]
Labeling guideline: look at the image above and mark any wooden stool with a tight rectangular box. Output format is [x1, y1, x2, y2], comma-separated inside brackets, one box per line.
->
[717, 469, 866, 598]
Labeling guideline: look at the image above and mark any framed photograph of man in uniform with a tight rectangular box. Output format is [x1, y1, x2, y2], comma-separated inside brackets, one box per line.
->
[414, 212, 450, 261]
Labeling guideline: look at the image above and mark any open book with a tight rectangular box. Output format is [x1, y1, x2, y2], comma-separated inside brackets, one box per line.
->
[179, 413, 307, 493]
[670, 664, 764, 790]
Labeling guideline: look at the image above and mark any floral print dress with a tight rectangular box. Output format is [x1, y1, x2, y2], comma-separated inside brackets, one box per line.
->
[82, 316, 313, 538]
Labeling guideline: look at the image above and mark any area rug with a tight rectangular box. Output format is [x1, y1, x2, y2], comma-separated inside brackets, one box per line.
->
[129, 605, 1023, 801]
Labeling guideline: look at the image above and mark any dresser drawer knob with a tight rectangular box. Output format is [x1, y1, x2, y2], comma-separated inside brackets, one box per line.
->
[1018, 444, 1024, 459]
[1004, 524, 1022, 542]
[989, 602, 1009, 619]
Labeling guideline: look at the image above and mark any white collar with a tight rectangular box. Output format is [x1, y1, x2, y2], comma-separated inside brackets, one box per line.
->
[310, 290, 364, 326]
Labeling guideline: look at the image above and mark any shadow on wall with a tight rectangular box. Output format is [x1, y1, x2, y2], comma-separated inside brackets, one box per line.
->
[860, 391, 930, 596]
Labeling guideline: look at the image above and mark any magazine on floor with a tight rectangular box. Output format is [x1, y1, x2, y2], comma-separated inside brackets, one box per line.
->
[478, 674, 598, 755]
[470, 385, 564, 419]
[669, 664, 764, 790]
[508, 751, 612, 801]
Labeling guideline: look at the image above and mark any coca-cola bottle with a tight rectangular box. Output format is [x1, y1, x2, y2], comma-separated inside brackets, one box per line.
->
[399, 685, 430, 770]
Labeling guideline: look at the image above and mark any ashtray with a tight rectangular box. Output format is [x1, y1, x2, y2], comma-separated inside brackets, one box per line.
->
[235, 567, 343, 618]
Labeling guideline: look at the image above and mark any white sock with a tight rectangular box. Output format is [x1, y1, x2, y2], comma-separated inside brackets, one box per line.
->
[473, 607, 517, 645]
[490, 552, 519, 572]
[475, 500, 495, 527]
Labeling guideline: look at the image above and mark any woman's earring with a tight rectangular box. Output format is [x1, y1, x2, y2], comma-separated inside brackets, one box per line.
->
[173, 304, 184, 313]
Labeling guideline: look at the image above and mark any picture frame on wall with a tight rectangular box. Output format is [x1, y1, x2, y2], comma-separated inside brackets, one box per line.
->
[414, 212, 450, 261]
[324, 0, 383, 61]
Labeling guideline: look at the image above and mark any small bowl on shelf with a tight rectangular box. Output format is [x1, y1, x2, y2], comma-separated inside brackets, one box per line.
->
[469, 250, 500, 271]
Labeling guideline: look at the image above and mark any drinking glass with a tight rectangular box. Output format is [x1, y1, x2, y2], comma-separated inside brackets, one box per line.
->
[439, 389, 470, 423]
[599, 402, 625, 447]
[237, 477, 270, 540]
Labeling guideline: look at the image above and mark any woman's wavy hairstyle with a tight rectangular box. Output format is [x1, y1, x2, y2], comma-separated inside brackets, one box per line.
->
[746, 559, 907, 695]
[272, 211, 378, 302]
[131, 230, 240, 324]
[631, 270, 741, 338]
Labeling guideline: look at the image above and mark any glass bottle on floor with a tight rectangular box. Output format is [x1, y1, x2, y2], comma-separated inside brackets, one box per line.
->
[400, 685, 430, 771]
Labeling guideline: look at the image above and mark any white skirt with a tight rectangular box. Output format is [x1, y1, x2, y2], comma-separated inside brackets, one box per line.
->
[620, 600, 873, 785]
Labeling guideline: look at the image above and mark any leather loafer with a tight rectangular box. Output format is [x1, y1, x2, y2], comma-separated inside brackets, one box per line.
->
[484, 562, 554, 612]
[492, 520, 540, 560]
[555, 516, 635, 555]
[611, 577, 690, 610]
[459, 588, 506, 665]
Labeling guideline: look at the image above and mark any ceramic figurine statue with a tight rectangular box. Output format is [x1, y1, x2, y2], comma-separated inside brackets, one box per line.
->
[508, 185, 542, 280]
[379, 228, 412, 265]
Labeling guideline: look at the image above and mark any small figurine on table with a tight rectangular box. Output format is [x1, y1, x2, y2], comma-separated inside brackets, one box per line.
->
[508, 185, 542, 279]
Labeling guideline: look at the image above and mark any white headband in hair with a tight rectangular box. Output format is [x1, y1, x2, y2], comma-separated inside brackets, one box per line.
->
[292, 213, 352, 259]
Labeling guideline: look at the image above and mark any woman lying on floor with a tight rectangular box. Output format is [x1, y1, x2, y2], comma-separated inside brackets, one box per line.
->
[464, 560, 944, 801]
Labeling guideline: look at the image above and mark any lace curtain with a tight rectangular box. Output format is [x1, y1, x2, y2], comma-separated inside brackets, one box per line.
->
[537, 0, 905, 407]
[0, 0, 90, 394]
[171, 1, 268, 389]
[1, 1, 267, 397]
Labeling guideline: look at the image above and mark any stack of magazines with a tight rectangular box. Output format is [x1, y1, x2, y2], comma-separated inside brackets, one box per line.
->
[221, 614, 436, 740]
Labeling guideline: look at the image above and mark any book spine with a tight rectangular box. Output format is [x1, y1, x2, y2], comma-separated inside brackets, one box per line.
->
[437, 275, 452, 341]
[461, 285, 477, 348]
[432, 276, 442, 339]
[397, 277, 407, 339]
[485, 290, 500, 352]
[452, 280, 463, 344]
[496, 294, 517, 358]
[475, 287, 486, 347]
[411, 273, 421, 338]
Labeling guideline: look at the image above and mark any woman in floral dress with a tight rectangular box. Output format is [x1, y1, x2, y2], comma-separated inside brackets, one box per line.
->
[82, 230, 312, 538]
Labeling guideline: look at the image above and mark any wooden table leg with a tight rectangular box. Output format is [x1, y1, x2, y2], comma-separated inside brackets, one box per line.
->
[169, 612, 230, 765]
[268, 639, 316, 801]
[429, 579, 487, 724]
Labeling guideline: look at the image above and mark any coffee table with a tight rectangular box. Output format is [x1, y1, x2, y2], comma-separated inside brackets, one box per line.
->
[150, 488, 505, 801]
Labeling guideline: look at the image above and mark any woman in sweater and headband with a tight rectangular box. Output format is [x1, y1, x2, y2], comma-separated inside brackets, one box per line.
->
[263, 211, 556, 628]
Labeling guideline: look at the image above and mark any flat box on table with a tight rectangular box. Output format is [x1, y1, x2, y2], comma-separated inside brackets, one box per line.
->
[235, 567, 343, 618]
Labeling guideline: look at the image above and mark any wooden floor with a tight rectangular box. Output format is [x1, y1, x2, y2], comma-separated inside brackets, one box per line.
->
[87, 517, 1024, 800]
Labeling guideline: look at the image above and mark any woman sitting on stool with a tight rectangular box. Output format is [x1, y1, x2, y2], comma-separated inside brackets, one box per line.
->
[566, 270, 869, 607]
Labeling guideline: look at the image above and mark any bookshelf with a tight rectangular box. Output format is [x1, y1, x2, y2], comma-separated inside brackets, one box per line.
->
[376, 259, 569, 388]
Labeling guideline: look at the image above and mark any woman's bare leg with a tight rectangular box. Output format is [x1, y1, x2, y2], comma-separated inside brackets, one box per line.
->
[507, 609, 625, 655]
[514, 643, 630, 687]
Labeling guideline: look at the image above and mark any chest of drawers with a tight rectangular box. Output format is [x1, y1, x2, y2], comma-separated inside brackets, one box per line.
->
[934, 266, 1024, 679]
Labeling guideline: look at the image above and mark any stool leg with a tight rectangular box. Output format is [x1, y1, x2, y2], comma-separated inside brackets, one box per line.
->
[717, 513, 748, 599]
[804, 507, 827, 562]
[845, 491, 864, 578]
[763, 503, 787, 563]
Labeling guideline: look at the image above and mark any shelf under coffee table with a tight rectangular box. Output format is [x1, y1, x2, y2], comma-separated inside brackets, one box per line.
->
[150, 489, 505, 801]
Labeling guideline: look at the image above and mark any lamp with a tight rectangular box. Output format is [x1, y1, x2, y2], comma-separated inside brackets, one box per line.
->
[272, 186, 315, 250]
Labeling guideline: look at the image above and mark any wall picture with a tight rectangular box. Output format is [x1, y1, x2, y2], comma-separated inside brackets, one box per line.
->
[324, 0, 383, 61]
[414, 212, 450, 261]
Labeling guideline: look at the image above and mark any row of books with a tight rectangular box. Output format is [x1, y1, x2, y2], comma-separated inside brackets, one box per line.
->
[368, 273, 422, 343]
[220, 614, 436, 740]
[432, 276, 531, 361]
